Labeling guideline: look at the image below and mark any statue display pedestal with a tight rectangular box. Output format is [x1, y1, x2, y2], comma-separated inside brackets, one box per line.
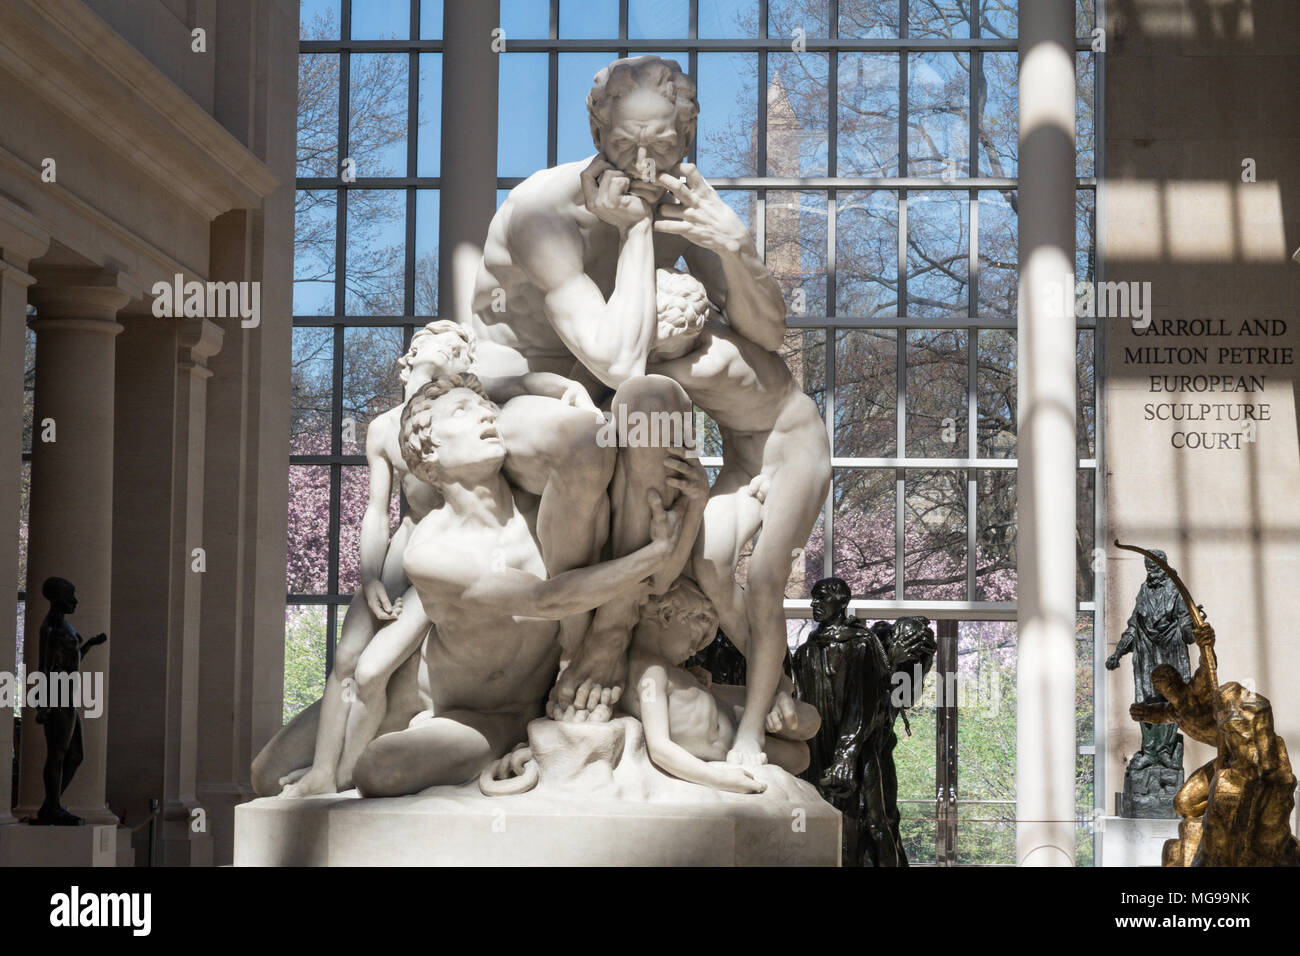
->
[236, 717, 840, 866]
[235, 787, 839, 866]
[0, 822, 126, 867]
[1099, 816, 1180, 866]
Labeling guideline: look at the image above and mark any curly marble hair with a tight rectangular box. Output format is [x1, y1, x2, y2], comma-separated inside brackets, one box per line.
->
[397, 320, 477, 385]
[642, 578, 719, 659]
[587, 55, 698, 153]
[398, 373, 496, 487]
[654, 268, 711, 352]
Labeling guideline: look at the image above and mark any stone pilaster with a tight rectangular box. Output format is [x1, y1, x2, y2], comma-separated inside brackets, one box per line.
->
[108, 313, 221, 865]
[196, 211, 255, 866]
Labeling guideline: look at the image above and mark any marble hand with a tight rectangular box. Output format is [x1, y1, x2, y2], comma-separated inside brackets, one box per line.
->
[653, 163, 750, 255]
[647, 488, 685, 555]
[363, 579, 397, 620]
[559, 379, 600, 413]
[765, 689, 798, 733]
[581, 156, 651, 231]
[663, 448, 708, 505]
[706, 762, 767, 794]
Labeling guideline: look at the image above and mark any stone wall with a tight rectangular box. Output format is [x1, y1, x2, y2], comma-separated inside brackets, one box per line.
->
[1102, 0, 1300, 814]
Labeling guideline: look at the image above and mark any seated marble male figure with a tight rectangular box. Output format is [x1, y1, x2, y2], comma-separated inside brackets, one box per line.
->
[254, 320, 604, 797]
[347, 373, 692, 798]
[633, 267, 831, 765]
[267, 320, 605, 797]
[468, 55, 788, 720]
[622, 578, 819, 794]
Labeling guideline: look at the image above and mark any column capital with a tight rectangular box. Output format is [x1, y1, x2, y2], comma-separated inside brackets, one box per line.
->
[0, 259, 36, 290]
[179, 317, 225, 377]
[28, 266, 133, 329]
[0, 195, 51, 270]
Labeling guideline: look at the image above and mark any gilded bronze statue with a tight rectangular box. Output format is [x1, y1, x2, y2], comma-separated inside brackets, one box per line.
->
[1116, 542, 1300, 867]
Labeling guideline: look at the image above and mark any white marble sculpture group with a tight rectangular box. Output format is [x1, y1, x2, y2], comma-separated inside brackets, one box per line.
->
[252, 55, 832, 802]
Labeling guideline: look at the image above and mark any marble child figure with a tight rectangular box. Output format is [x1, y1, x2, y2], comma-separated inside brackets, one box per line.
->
[270, 321, 475, 798]
[346, 374, 696, 797]
[622, 578, 819, 794]
[642, 267, 832, 765]
[34, 577, 106, 826]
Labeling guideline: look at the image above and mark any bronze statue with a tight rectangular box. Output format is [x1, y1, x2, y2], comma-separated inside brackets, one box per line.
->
[32, 577, 105, 826]
[1106, 548, 1196, 817]
[1116, 542, 1300, 867]
[686, 630, 747, 687]
[790, 577, 935, 866]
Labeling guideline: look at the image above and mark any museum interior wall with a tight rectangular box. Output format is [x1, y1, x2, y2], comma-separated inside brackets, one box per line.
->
[0, 0, 296, 865]
[1102, 0, 1300, 814]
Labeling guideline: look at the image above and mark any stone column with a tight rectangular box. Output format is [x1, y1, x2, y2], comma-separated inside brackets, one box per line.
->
[0, 202, 49, 827]
[108, 314, 221, 865]
[203, 0, 298, 866]
[439, 0, 500, 314]
[1016, 0, 1078, 866]
[166, 318, 222, 866]
[18, 267, 130, 825]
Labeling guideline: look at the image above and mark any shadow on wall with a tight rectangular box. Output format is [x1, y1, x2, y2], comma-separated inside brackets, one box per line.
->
[1102, 0, 1300, 797]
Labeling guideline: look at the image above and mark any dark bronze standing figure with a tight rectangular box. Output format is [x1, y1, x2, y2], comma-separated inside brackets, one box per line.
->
[791, 577, 935, 866]
[872, 615, 937, 861]
[1116, 541, 1300, 866]
[32, 577, 105, 826]
[1106, 549, 1196, 818]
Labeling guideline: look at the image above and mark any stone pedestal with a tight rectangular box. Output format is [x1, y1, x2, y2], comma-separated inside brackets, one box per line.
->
[0, 822, 120, 867]
[237, 717, 839, 867]
[1099, 816, 1180, 867]
[235, 787, 839, 867]
[1120, 743, 1184, 819]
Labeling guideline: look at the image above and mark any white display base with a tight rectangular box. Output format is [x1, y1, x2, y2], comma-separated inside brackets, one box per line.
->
[237, 717, 840, 866]
[0, 822, 121, 867]
[1099, 816, 1180, 867]
[235, 787, 839, 866]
